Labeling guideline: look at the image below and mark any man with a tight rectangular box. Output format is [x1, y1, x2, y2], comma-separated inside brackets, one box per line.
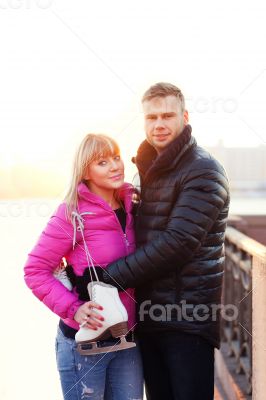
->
[103, 82, 230, 400]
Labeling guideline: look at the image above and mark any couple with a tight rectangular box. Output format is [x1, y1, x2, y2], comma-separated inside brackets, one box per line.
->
[24, 82, 230, 400]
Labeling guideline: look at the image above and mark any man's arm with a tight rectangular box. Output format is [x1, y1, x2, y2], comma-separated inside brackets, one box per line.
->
[104, 159, 229, 289]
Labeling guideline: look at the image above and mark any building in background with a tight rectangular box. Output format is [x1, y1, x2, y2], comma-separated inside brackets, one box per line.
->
[207, 142, 266, 193]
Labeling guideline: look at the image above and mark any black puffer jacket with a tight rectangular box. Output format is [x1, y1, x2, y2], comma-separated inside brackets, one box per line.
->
[106, 125, 230, 348]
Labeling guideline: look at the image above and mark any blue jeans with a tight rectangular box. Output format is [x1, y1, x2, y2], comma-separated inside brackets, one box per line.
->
[55, 327, 143, 400]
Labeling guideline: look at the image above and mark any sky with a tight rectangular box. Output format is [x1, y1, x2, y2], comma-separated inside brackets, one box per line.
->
[0, 3, 266, 397]
[0, 0, 265, 196]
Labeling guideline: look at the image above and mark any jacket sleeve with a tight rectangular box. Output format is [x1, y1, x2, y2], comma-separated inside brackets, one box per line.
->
[105, 160, 229, 289]
[24, 203, 83, 320]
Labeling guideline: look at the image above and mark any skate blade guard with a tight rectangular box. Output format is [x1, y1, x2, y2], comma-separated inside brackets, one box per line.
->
[77, 321, 136, 355]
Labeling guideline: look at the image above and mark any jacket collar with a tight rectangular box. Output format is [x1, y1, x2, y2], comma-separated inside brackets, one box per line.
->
[133, 124, 195, 181]
[77, 182, 134, 212]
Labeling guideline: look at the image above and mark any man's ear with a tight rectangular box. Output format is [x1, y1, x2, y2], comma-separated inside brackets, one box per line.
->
[183, 110, 189, 125]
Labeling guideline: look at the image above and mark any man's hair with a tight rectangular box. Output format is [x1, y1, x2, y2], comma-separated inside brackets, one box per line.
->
[142, 82, 185, 112]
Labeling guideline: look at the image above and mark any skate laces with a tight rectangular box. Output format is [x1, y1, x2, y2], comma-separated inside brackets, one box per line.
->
[72, 211, 84, 248]
[71, 211, 99, 283]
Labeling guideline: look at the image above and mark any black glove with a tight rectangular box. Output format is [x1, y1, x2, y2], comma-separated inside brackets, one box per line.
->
[65, 265, 123, 300]
[65, 264, 76, 287]
[81, 266, 126, 292]
[80, 266, 105, 301]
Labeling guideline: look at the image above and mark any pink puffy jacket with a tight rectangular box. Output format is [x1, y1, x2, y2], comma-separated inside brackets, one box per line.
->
[24, 182, 136, 331]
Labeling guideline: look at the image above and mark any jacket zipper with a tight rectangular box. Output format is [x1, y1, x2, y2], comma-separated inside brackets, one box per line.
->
[80, 205, 130, 254]
[111, 210, 130, 254]
[124, 232, 129, 247]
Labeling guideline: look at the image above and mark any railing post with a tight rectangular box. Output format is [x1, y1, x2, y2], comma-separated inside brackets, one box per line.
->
[252, 255, 266, 400]
[223, 226, 266, 396]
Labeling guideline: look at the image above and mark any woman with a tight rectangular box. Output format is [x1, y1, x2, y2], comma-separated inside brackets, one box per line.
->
[24, 134, 143, 400]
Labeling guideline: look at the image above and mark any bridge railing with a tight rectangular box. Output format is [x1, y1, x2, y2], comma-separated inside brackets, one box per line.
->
[223, 226, 266, 399]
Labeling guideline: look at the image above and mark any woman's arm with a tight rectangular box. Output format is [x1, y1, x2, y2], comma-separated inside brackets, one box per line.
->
[24, 203, 83, 320]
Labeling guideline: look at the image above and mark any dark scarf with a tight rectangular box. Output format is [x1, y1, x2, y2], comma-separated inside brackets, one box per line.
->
[133, 124, 193, 181]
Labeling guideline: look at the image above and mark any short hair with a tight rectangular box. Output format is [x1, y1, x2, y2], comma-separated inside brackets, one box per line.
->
[142, 82, 185, 112]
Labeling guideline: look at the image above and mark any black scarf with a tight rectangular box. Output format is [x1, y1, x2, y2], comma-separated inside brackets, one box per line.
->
[133, 124, 193, 181]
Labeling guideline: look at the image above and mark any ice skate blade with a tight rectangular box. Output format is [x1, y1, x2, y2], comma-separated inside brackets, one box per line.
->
[77, 336, 136, 356]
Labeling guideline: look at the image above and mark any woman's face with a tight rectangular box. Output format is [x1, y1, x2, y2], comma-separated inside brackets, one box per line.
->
[85, 154, 125, 191]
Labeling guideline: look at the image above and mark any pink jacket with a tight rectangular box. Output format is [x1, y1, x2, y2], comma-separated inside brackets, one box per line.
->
[24, 182, 136, 331]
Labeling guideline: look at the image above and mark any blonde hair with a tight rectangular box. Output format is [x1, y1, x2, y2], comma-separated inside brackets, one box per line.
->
[64, 134, 120, 220]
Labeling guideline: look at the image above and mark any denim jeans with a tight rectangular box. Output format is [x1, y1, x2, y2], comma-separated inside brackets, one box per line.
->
[55, 326, 143, 400]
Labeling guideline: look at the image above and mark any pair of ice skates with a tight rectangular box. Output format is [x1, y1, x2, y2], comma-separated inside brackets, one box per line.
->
[75, 281, 136, 355]
[61, 211, 135, 355]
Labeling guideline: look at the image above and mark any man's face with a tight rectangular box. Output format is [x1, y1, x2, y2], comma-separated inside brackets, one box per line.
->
[143, 95, 189, 154]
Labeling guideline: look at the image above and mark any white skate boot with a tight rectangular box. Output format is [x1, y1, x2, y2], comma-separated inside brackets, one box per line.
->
[75, 281, 136, 355]
[53, 259, 73, 291]
[54, 268, 73, 291]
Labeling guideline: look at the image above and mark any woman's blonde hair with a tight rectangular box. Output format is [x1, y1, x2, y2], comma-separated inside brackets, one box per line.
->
[64, 133, 120, 220]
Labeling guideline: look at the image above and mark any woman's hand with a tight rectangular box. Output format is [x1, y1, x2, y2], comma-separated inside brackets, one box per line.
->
[74, 301, 104, 330]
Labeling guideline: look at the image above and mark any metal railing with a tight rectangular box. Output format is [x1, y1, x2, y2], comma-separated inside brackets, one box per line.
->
[223, 226, 266, 398]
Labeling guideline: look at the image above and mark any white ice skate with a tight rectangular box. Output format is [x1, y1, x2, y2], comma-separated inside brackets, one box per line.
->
[53, 259, 73, 291]
[72, 210, 136, 355]
[75, 281, 136, 355]
[54, 268, 73, 291]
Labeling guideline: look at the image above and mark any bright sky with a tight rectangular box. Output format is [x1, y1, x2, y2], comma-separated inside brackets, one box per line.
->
[0, 0, 265, 192]
[1, 4, 265, 398]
